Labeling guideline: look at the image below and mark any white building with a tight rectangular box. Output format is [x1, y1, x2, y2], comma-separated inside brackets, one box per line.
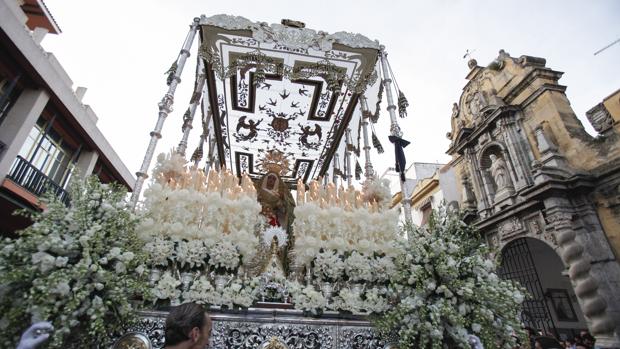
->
[0, 0, 134, 233]
[384, 162, 459, 226]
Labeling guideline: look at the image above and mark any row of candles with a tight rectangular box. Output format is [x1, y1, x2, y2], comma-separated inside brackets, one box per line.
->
[297, 178, 383, 212]
[155, 166, 384, 212]
[156, 167, 257, 199]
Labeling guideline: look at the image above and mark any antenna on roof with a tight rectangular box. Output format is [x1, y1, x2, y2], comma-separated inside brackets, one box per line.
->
[463, 49, 476, 60]
[594, 38, 620, 56]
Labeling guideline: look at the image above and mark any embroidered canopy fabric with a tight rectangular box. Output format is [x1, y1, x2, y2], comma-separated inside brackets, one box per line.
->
[198, 15, 381, 186]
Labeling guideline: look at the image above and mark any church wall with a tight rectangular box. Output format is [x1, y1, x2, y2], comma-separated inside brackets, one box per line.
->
[446, 51, 620, 346]
[603, 89, 620, 124]
[593, 189, 620, 258]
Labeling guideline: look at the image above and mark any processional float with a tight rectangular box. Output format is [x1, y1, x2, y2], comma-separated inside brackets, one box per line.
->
[117, 14, 413, 349]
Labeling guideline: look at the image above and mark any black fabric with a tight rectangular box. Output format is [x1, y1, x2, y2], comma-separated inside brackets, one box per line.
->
[388, 135, 410, 182]
[355, 160, 362, 181]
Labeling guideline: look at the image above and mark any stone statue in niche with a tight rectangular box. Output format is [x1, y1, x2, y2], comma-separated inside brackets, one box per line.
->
[468, 91, 487, 118]
[490, 154, 509, 190]
[469, 89, 506, 119]
[489, 153, 514, 204]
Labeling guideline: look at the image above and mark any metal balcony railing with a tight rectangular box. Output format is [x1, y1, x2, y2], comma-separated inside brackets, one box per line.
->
[6, 156, 70, 205]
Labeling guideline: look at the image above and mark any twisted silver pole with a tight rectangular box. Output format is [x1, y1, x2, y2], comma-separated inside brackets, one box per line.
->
[130, 18, 201, 208]
[177, 60, 207, 156]
[359, 96, 375, 179]
[344, 128, 353, 187]
[379, 46, 412, 225]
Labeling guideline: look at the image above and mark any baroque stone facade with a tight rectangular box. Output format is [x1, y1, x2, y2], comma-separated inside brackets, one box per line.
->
[447, 51, 620, 347]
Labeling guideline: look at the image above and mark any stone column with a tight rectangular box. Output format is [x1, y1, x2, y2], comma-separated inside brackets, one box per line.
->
[548, 210, 620, 347]
[500, 114, 533, 189]
[74, 150, 99, 178]
[0, 89, 49, 182]
[465, 149, 489, 212]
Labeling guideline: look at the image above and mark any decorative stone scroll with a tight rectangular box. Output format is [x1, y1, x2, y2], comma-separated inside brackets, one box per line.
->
[586, 103, 614, 135]
[498, 216, 525, 241]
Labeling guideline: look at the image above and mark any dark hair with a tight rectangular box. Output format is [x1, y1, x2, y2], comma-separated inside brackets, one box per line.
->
[165, 303, 207, 346]
[582, 333, 595, 343]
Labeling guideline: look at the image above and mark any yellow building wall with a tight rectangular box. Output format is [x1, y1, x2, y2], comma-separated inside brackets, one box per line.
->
[447, 54, 620, 257]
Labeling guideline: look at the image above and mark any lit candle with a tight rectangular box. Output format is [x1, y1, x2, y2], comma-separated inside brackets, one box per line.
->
[297, 178, 306, 205]
[309, 180, 319, 203]
[355, 192, 362, 209]
[338, 185, 345, 208]
[327, 183, 336, 206]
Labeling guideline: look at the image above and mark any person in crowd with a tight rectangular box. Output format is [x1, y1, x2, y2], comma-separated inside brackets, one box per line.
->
[534, 335, 563, 349]
[468, 334, 484, 349]
[581, 331, 598, 349]
[565, 338, 576, 349]
[16, 322, 53, 349]
[164, 302, 212, 349]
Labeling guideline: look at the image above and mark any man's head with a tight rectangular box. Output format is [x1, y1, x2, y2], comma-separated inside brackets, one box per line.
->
[165, 303, 212, 348]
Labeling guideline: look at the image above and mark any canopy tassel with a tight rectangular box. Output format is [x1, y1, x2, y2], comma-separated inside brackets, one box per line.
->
[253, 65, 266, 87]
[371, 129, 384, 154]
[397, 90, 409, 118]
[372, 82, 383, 123]
[190, 142, 204, 164]
[165, 61, 178, 86]
[355, 160, 363, 181]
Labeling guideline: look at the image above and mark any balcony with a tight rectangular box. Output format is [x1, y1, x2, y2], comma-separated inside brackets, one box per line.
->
[6, 155, 70, 205]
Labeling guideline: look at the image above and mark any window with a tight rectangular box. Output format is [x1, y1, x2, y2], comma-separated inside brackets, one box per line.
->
[420, 201, 433, 226]
[14, 117, 75, 188]
[0, 75, 22, 125]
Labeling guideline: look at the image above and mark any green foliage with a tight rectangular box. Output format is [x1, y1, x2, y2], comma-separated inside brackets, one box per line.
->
[0, 177, 149, 348]
[375, 207, 526, 349]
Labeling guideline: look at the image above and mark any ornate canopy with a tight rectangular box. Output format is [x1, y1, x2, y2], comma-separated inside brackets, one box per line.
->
[197, 15, 381, 186]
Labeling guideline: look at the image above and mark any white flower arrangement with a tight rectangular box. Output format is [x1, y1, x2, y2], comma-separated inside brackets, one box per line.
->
[144, 237, 175, 266]
[362, 177, 392, 208]
[138, 152, 263, 306]
[293, 203, 401, 262]
[288, 282, 327, 315]
[208, 241, 241, 272]
[153, 271, 182, 301]
[175, 239, 208, 269]
[372, 256, 397, 283]
[333, 287, 366, 314]
[344, 251, 375, 283]
[0, 177, 148, 349]
[375, 207, 526, 349]
[181, 275, 215, 304]
[178, 274, 259, 308]
[312, 250, 345, 281]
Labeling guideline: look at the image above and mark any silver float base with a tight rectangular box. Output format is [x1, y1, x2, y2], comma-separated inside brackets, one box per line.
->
[113, 306, 390, 349]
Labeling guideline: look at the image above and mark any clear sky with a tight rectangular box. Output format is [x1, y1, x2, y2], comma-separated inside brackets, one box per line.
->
[42, 0, 620, 181]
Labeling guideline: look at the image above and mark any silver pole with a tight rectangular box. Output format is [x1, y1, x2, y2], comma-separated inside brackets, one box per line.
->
[332, 153, 340, 185]
[345, 128, 353, 186]
[205, 128, 216, 173]
[130, 17, 201, 208]
[379, 45, 412, 225]
[177, 61, 207, 156]
[359, 96, 375, 179]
